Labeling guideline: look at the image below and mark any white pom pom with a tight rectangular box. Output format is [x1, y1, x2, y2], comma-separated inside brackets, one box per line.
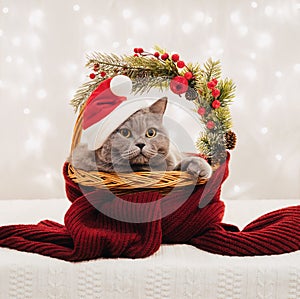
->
[110, 75, 132, 97]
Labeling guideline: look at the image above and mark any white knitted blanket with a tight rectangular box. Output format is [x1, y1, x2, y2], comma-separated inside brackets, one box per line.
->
[0, 199, 299, 299]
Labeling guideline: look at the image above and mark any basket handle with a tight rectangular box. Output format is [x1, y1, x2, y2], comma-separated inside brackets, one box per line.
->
[70, 103, 86, 154]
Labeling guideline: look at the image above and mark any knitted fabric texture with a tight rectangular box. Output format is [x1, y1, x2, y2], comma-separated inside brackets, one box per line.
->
[0, 154, 299, 261]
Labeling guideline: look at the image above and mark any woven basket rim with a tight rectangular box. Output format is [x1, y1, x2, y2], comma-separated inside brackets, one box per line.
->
[67, 163, 209, 190]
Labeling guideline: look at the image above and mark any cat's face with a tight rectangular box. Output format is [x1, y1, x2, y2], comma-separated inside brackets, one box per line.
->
[95, 98, 170, 172]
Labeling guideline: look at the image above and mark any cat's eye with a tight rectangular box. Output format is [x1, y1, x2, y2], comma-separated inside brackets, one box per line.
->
[145, 128, 157, 138]
[119, 128, 131, 138]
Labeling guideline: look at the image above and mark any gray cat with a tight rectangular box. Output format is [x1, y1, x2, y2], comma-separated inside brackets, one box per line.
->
[70, 98, 212, 179]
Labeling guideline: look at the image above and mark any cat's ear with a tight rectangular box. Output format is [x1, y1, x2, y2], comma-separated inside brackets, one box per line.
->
[149, 97, 167, 115]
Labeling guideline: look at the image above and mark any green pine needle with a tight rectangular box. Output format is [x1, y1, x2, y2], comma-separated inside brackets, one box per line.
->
[203, 58, 222, 81]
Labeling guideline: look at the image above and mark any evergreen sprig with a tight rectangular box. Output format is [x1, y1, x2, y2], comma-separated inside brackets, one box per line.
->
[70, 77, 104, 113]
[203, 58, 222, 81]
[86, 52, 126, 71]
[132, 76, 170, 94]
[218, 78, 236, 104]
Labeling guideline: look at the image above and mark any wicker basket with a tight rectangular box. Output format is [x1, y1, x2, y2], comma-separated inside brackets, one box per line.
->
[67, 105, 216, 194]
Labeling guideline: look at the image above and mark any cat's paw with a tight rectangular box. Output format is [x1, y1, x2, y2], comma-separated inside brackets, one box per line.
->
[178, 157, 212, 179]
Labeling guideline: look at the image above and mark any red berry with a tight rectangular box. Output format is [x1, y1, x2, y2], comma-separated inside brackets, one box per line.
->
[93, 63, 100, 71]
[171, 54, 180, 62]
[211, 88, 220, 98]
[207, 80, 217, 89]
[197, 107, 206, 116]
[206, 121, 215, 130]
[137, 48, 144, 53]
[170, 76, 189, 95]
[212, 100, 221, 109]
[177, 61, 185, 68]
[134, 48, 139, 53]
[212, 78, 218, 85]
[100, 71, 106, 77]
[161, 53, 169, 60]
[89, 73, 96, 79]
[134, 53, 139, 57]
[184, 72, 193, 80]
[207, 78, 218, 89]
[153, 52, 160, 58]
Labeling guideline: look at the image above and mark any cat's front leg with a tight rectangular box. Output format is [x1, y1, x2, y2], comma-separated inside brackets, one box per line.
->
[175, 156, 212, 179]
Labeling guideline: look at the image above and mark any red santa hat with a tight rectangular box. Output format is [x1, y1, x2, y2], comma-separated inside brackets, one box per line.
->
[81, 75, 158, 151]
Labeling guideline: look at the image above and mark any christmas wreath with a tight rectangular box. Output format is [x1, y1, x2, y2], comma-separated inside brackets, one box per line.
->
[71, 46, 237, 166]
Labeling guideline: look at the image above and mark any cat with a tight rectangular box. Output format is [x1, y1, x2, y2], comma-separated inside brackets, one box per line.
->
[70, 98, 212, 179]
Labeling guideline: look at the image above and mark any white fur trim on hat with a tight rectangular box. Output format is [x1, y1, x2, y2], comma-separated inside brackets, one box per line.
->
[81, 98, 157, 151]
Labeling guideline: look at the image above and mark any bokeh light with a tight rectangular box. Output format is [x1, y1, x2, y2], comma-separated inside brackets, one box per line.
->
[0, 0, 299, 200]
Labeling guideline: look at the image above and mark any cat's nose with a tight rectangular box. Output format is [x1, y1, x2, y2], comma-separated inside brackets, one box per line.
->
[136, 143, 145, 150]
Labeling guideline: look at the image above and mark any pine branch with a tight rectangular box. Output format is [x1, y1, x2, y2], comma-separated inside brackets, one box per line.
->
[218, 78, 236, 105]
[132, 76, 170, 94]
[196, 134, 211, 157]
[196, 132, 226, 163]
[70, 77, 103, 112]
[214, 107, 232, 132]
[124, 55, 176, 78]
[203, 58, 222, 81]
[86, 52, 126, 71]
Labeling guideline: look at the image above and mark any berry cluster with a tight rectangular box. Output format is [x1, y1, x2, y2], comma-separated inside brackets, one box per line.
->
[133, 47, 194, 96]
[196, 78, 222, 130]
[208, 78, 221, 110]
[134, 48, 187, 68]
[207, 78, 220, 99]
[89, 63, 107, 79]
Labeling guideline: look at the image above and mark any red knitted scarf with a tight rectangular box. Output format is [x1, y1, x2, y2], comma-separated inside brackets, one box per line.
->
[0, 154, 299, 261]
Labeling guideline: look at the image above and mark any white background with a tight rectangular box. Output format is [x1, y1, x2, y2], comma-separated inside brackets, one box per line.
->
[0, 0, 299, 200]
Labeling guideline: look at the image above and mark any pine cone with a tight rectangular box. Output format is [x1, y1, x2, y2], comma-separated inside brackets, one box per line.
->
[185, 88, 198, 101]
[225, 131, 237, 150]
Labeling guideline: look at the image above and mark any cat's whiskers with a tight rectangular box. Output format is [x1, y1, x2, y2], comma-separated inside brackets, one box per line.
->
[121, 148, 140, 160]
[142, 148, 158, 159]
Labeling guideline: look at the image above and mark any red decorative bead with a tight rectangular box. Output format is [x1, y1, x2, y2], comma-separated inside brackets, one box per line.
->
[184, 72, 193, 80]
[177, 61, 185, 68]
[170, 76, 189, 95]
[161, 53, 169, 60]
[207, 81, 216, 89]
[137, 48, 144, 54]
[171, 54, 180, 62]
[134, 48, 139, 53]
[197, 107, 206, 116]
[134, 53, 139, 57]
[89, 73, 96, 79]
[153, 52, 160, 58]
[207, 78, 218, 89]
[206, 120, 215, 130]
[100, 71, 106, 77]
[211, 88, 220, 98]
[93, 63, 100, 71]
[212, 100, 221, 109]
